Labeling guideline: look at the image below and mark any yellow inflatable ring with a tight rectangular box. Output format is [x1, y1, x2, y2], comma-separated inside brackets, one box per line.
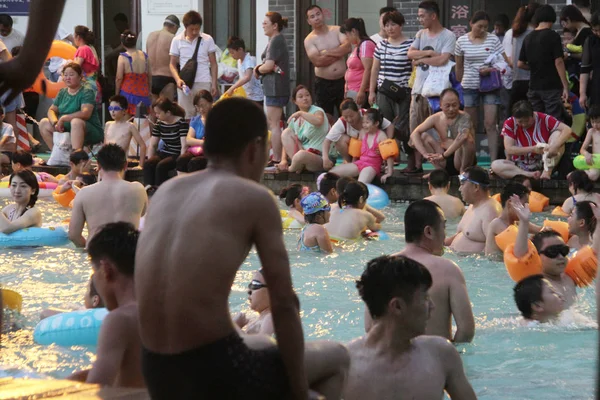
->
[52, 188, 75, 208]
[32, 41, 77, 98]
[280, 210, 303, 229]
[551, 206, 569, 217]
[529, 191, 549, 213]
[492, 193, 501, 203]
[565, 246, 597, 287]
[543, 219, 570, 243]
[495, 224, 518, 252]
[504, 241, 542, 282]
[2, 288, 23, 312]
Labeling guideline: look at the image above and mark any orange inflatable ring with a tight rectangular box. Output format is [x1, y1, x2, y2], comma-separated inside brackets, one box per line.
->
[378, 139, 399, 160]
[543, 219, 570, 243]
[492, 193, 501, 203]
[528, 191, 549, 213]
[52, 188, 75, 208]
[551, 206, 569, 217]
[504, 241, 542, 282]
[348, 137, 362, 158]
[565, 245, 597, 287]
[495, 224, 518, 252]
[32, 41, 77, 98]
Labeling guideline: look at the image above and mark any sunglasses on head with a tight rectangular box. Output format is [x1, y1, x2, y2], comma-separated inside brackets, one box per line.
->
[108, 106, 124, 112]
[539, 244, 570, 258]
[248, 280, 267, 291]
[459, 173, 486, 187]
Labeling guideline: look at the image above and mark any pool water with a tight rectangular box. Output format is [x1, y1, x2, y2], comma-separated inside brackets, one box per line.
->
[0, 199, 596, 399]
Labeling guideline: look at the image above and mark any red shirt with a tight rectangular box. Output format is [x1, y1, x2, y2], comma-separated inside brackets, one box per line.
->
[501, 112, 560, 165]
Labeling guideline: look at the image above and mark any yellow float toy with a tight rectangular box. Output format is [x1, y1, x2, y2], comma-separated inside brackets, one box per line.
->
[528, 191, 549, 213]
[32, 41, 77, 98]
[494, 224, 518, 252]
[543, 219, 570, 243]
[217, 86, 246, 102]
[2, 288, 23, 312]
[503, 241, 542, 282]
[565, 246, 597, 287]
[280, 209, 303, 229]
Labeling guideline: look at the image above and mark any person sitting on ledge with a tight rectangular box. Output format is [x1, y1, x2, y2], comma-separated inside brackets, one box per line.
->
[424, 169, 465, 220]
[514, 274, 565, 324]
[491, 100, 573, 180]
[104, 95, 147, 168]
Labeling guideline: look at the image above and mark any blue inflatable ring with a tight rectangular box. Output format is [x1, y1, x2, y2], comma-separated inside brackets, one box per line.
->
[366, 184, 390, 209]
[0, 226, 69, 247]
[34, 308, 108, 346]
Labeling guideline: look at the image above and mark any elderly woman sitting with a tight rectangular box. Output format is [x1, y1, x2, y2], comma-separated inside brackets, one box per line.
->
[39, 62, 103, 151]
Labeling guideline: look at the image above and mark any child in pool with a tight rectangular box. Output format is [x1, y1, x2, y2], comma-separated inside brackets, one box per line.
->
[298, 192, 333, 253]
[7, 150, 57, 183]
[57, 149, 91, 185]
[330, 108, 394, 184]
[104, 95, 147, 168]
[331, 176, 385, 223]
[514, 274, 564, 323]
[279, 183, 308, 225]
[40, 275, 105, 320]
[233, 269, 274, 336]
[578, 105, 600, 181]
[424, 169, 465, 220]
[56, 172, 97, 194]
[326, 180, 381, 240]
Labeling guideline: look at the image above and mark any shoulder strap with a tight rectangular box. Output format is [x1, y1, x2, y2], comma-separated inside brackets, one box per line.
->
[192, 35, 202, 59]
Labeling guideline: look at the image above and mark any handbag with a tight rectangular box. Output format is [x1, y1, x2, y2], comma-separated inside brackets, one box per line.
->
[179, 35, 202, 88]
[378, 41, 408, 103]
[479, 68, 502, 93]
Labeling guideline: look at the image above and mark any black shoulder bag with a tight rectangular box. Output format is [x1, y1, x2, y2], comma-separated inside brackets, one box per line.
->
[378, 40, 408, 103]
[179, 35, 202, 87]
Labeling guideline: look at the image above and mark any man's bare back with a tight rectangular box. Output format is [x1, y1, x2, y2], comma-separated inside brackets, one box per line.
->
[325, 208, 377, 240]
[146, 29, 174, 77]
[304, 26, 347, 80]
[425, 193, 465, 220]
[451, 199, 501, 253]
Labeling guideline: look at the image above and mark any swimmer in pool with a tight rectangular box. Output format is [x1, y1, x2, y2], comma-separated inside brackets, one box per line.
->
[485, 182, 541, 256]
[514, 274, 565, 323]
[0, 170, 41, 233]
[6, 150, 57, 183]
[69, 222, 143, 388]
[135, 98, 349, 399]
[40, 275, 104, 320]
[424, 169, 465, 220]
[56, 172, 97, 197]
[326, 180, 380, 241]
[298, 192, 333, 253]
[331, 176, 385, 223]
[318, 172, 340, 204]
[447, 166, 501, 253]
[234, 269, 275, 336]
[567, 201, 597, 250]
[344, 255, 477, 400]
[279, 183, 309, 225]
[68, 144, 147, 248]
[57, 149, 91, 185]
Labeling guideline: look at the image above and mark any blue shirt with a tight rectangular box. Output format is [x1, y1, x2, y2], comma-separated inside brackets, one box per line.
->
[190, 116, 205, 139]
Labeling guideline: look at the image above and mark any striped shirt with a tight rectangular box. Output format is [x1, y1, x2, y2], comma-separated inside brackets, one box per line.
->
[152, 119, 189, 156]
[501, 112, 560, 166]
[455, 33, 503, 90]
[374, 39, 413, 88]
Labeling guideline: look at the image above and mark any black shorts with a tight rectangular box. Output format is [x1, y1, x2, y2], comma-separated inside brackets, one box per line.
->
[314, 76, 345, 116]
[445, 152, 477, 176]
[142, 332, 289, 400]
[151, 75, 177, 96]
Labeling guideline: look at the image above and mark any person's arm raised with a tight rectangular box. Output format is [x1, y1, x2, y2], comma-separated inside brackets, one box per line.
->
[511, 194, 531, 258]
[448, 264, 475, 343]
[86, 312, 129, 386]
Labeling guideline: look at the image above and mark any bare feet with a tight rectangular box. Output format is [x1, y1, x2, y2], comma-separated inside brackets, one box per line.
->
[540, 170, 551, 180]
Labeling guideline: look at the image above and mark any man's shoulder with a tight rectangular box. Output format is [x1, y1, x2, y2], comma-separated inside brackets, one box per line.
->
[413, 335, 454, 353]
[100, 304, 139, 335]
[346, 336, 367, 353]
[200, 32, 215, 42]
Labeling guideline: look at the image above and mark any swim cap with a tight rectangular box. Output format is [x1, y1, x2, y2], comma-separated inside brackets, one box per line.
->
[164, 15, 181, 28]
[301, 192, 331, 215]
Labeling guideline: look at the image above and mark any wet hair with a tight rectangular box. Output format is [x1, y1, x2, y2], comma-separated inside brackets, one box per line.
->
[494, 14, 510, 30]
[227, 36, 246, 51]
[0, 14, 13, 28]
[336, 176, 354, 196]
[77, 172, 97, 186]
[88, 277, 104, 307]
[306, 4, 323, 16]
[592, 11, 600, 27]
[279, 184, 303, 206]
[70, 149, 89, 165]
[568, 170, 594, 193]
[574, 200, 597, 234]
[364, 108, 383, 128]
[109, 95, 128, 110]
[357, 255, 432, 318]
[62, 62, 83, 77]
[428, 169, 450, 189]
[380, 7, 397, 16]
[319, 172, 340, 197]
[533, 5, 557, 25]
[418, 1, 440, 17]
[340, 98, 360, 113]
[183, 10, 203, 28]
[513, 2, 542, 37]
[514, 274, 545, 319]
[305, 210, 326, 224]
[588, 104, 600, 121]
[204, 97, 268, 159]
[88, 222, 139, 277]
[382, 11, 406, 27]
[512, 100, 534, 118]
[266, 12, 288, 32]
[339, 180, 368, 208]
[97, 143, 127, 172]
[12, 150, 33, 168]
[193, 90, 213, 106]
[464, 166, 490, 188]
[74, 25, 95, 45]
[405, 200, 444, 243]
[471, 10, 491, 25]
[500, 182, 530, 207]
[532, 230, 562, 251]
[440, 88, 460, 102]
[560, 5, 589, 24]
[292, 85, 310, 101]
[340, 18, 374, 60]
[9, 170, 39, 209]
[153, 97, 186, 118]
[120, 29, 137, 48]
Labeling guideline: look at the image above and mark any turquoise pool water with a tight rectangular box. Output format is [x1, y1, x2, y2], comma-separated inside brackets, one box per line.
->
[0, 198, 596, 399]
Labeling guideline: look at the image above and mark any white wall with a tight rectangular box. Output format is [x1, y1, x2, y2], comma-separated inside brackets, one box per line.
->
[140, 0, 204, 50]
[12, 0, 93, 37]
[255, 0, 269, 59]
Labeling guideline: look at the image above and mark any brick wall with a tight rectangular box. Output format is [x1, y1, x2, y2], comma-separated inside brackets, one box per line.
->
[395, 0, 421, 38]
[268, 0, 296, 77]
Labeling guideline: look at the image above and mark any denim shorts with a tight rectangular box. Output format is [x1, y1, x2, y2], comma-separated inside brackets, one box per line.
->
[463, 89, 501, 108]
[265, 96, 289, 108]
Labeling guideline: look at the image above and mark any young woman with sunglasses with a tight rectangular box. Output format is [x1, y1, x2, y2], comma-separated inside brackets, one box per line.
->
[233, 269, 274, 336]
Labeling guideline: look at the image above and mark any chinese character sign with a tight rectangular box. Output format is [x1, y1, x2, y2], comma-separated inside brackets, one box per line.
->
[448, 0, 471, 38]
[0, 0, 30, 16]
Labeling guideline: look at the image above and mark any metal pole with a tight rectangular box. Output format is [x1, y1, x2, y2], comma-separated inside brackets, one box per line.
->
[100, 0, 106, 123]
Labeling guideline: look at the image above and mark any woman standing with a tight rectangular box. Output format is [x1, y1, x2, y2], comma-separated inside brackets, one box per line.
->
[341, 18, 375, 108]
[580, 12, 600, 108]
[73, 25, 102, 104]
[256, 12, 290, 166]
[560, 5, 592, 96]
[456, 11, 506, 161]
[116, 30, 152, 115]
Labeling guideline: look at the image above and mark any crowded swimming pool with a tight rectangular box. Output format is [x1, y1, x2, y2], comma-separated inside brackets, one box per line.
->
[0, 199, 596, 399]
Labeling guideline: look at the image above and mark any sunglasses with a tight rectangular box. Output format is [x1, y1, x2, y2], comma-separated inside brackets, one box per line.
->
[248, 280, 267, 291]
[459, 174, 487, 187]
[539, 244, 570, 258]
[108, 106, 124, 112]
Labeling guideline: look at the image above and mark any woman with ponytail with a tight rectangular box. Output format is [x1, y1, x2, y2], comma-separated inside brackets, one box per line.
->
[341, 18, 376, 107]
[74, 25, 102, 103]
[0, 170, 41, 233]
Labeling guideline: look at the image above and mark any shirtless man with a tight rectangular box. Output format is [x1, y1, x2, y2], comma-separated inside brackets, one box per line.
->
[69, 144, 147, 248]
[345, 255, 477, 400]
[447, 166, 502, 253]
[104, 95, 146, 167]
[146, 15, 180, 101]
[514, 274, 565, 323]
[410, 88, 476, 175]
[425, 169, 464, 220]
[135, 98, 348, 399]
[234, 269, 274, 336]
[304, 5, 351, 116]
[70, 223, 143, 388]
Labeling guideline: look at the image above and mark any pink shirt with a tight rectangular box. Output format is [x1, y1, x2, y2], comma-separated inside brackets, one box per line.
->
[74, 45, 100, 76]
[345, 40, 376, 92]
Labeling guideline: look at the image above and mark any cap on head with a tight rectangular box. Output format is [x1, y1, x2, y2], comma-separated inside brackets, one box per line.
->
[301, 192, 331, 215]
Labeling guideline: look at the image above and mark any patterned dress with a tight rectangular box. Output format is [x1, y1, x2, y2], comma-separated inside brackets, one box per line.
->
[119, 51, 151, 115]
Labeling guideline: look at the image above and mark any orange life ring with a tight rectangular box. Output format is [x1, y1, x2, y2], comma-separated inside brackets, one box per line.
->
[32, 41, 77, 98]
[543, 219, 570, 243]
[528, 191, 549, 213]
[504, 241, 542, 282]
[565, 246, 597, 287]
[495, 224, 518, 252]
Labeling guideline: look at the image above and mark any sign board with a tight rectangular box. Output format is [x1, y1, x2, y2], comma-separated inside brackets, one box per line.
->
[446, 0, 473, 38]
[0, 0, 31, 16]
[147, 0, 193, 15]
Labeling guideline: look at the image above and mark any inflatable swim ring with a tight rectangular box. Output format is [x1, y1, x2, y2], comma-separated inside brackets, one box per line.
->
[31, 41, 77, 98]
[52, 188, 75, 208]
[543, 219, 570, 243]
[504, 241, 542, 282]
[528, 191, 549, 213]
[551, 206, 569, 217]
[495, 224, 518, 252]
[565, 246, 597, 287]
[280, 210, 303, 229]
[1, 288, 22, 312]
[33, 308, 108, 346]
[378, 139, 399, 160]
[573, 154, 600, 170]
[366, 184, 390, 210]
[0, 226, 69, 247]
[0, 181, 58, 198]
[348, 137, 361, 158]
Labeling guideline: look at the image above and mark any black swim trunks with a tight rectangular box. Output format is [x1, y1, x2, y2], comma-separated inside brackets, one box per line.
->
[314, 76, 345, 116]
[151, 75, 177, 96]
[142, 332, 290, 399]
